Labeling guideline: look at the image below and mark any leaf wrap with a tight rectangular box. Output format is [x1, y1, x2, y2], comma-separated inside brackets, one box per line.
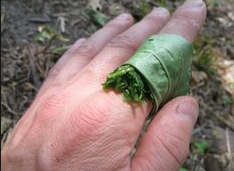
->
[103, 34, 193, 114]
[124, 34, 193, 113]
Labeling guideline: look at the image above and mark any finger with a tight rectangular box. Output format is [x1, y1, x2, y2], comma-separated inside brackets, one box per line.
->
[37, 38, 86, 96]
[84, 8, 170, 79]
[48, 38, 87, 77]
[51, 13, 134, 83]
[131, 96, 199, 171]
[159, 0, 207, 42]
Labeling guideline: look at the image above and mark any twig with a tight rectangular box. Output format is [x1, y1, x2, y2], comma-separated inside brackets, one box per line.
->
[1, 13, 5, 33]
[193, 125, 205, 135]
[214, 112, 234, 131]
[71, 18, 81, 27]
[226, 128, 234, 162]
[202, 103, 234, 131]
[1, 102, 18, 115]
[28, 17, 51, 23]
[36, 35, 56, 55]
[27, 45, 41, 89]
[190, 81, 205, 91]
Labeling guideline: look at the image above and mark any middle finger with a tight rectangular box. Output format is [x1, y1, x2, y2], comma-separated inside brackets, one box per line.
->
[83, 7, 170, 79]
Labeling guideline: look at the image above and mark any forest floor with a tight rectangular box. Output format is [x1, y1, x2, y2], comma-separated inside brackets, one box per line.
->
[1, 0, 234, 170]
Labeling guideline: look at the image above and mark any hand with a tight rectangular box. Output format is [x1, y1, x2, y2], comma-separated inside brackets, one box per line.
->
[1, 0, 206, 170]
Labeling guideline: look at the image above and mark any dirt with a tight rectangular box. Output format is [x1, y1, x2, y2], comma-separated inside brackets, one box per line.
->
[1, 0, 234, 170]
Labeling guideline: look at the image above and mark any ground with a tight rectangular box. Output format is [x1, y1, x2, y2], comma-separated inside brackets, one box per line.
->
[1, 0, 234, 170]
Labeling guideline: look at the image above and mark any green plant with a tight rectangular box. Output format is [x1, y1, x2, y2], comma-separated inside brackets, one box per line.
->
[179, 168, 189, 171]
[34, 27, 57, 43]
[51, 45, 69, 55]
[34, 26, 69, 43]
[193, 140, 209, 153]
[132, 2, 151, 20]
[193, 35, 218, 74]
[160, 0, 166, 7]
[222, 93, 233, 105]
[206, 0, 221, 6]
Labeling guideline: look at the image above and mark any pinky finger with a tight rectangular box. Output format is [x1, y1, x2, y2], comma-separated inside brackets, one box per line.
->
[37, 38, 86, 97]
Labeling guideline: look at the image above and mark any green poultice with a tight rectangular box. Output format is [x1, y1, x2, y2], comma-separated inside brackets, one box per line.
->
[102, 34, 193, 114]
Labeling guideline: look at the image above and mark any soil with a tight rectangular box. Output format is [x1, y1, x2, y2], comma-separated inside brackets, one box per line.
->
[1, 0, 234, 170]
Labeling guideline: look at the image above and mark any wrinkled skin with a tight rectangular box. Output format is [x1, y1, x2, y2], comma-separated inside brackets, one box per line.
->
[1, 0, 206, 170]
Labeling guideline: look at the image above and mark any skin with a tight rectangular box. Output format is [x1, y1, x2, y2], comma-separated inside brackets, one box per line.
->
[1, 0, 206, 170]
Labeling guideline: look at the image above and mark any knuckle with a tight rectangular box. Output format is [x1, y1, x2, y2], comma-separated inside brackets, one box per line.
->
[48, 66, 60, 78]
[172, 13, 199, 31]
[2, 145, 34, 168]
[105, 20, 127, 29]
[107, 34, 137, 54]
[69, 41, 97, 58]
[156, 131, 189, 165]
[37, 145, 55, 171]
[105, 14, 132, 28]
[146, 12, 169, 22]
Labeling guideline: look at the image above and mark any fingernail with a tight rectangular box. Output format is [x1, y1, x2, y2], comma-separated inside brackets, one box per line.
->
[73, 38, 86, 48]
[117, 13, 132, 21]
[184, 0, 203, 7]
[176, 101, 199, 125]
[152, 7, 168, 14]
[76, 38, 86, 44]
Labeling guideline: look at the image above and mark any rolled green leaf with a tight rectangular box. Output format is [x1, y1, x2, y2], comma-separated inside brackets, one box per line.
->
[102, 34, 193, 114]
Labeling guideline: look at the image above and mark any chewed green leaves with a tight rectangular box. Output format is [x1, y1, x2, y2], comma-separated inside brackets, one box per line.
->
[102, 65, 153, 102]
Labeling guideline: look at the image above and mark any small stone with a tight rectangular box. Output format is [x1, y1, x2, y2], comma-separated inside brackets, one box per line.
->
[192, 70, 208, 84]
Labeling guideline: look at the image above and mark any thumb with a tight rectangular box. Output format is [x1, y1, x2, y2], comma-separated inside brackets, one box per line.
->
[131, 96, 199, 171]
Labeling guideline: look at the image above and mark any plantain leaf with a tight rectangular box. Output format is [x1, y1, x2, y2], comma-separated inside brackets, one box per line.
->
[103, 34, 193, 114]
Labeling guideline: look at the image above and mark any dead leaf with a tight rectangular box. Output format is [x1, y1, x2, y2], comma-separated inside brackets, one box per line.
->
[1, 117, 12, 135]
[57, 16, 66, 33]
[228, 12, 234, 22]
[89, 0, 102, 10]
[217, 59, 234, 96]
